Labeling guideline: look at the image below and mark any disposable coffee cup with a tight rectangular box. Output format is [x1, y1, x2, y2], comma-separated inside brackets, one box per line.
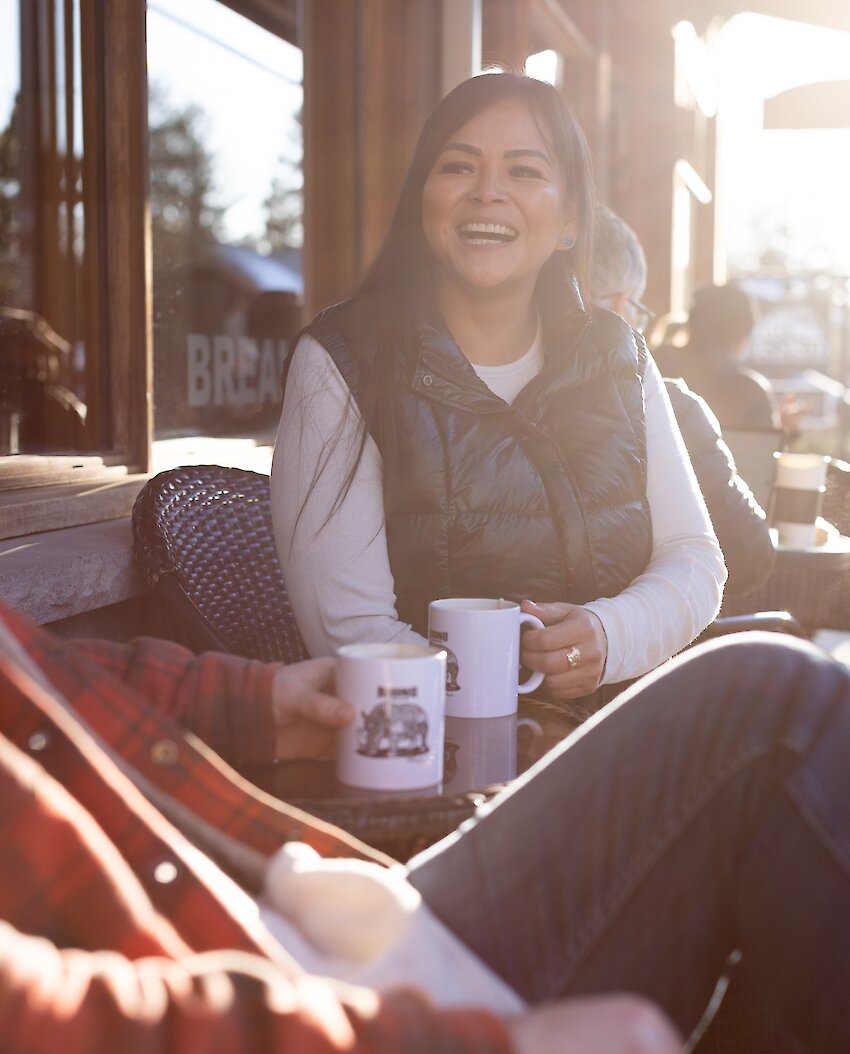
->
[335, 643, 446, 792]
[428, 598, 545, 718]
[771, 452, 829, 549]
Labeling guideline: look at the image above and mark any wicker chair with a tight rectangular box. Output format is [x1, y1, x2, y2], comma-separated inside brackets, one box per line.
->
[132, 465, 307, 663]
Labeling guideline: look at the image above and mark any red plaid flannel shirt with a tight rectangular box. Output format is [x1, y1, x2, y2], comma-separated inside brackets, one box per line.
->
[0, 602, 512, 1054]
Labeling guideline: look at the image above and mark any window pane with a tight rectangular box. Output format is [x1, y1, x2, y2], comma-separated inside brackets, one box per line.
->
[0, 0, 100, 456]
[147, 0, 303, 441]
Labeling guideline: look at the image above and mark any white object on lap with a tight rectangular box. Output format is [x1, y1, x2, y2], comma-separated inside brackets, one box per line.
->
[260, 840, 526, 1013]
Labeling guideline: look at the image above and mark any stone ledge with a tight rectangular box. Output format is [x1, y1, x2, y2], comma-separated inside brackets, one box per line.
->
[0, 474, 148, 541]
[0, 517, 146, 625]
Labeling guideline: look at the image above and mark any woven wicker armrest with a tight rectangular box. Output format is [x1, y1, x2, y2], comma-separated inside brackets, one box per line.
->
[132, 465, 307, 663]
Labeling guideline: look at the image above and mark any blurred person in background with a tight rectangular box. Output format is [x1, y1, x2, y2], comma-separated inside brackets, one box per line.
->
[654, 282, 802, 435]
[588, 206, 774, 597]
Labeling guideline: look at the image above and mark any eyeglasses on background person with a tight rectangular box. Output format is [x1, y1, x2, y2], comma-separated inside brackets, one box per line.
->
[625, 296, 655, 333]
[596, 292, 655, 334]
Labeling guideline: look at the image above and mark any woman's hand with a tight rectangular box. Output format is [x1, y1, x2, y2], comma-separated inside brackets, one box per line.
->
[271, 659, 354, 760]
[520, 599, 609, 699]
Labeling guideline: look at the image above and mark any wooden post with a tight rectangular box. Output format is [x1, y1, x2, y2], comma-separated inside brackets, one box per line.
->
[482, 0, 534, 71]
[301, 0, 440, 316]
[442, 0, 482, 96]
[605, 0, 679, 320]
[99, 0, 151, 470]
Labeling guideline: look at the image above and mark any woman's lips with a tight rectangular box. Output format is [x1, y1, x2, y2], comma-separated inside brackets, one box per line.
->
[457, 221, 519, 245]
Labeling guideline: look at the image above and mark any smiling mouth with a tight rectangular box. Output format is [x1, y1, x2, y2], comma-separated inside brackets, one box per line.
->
[457, 222, 518, 245]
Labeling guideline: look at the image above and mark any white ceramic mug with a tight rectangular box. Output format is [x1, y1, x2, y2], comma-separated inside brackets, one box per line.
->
[335, 643, 446, 792]
[443, 714, 543, 795]
[771, 452, 829, 548]
[428, 598, 545, 718]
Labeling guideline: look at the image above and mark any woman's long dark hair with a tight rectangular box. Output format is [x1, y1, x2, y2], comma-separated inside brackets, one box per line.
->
[302, 73, 596, 530]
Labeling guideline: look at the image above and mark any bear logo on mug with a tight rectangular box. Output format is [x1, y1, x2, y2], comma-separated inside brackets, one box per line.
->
[356, 701, 430, 758]
[430, 638, 461, 693]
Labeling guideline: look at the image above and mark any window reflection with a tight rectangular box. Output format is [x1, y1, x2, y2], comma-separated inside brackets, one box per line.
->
[0, 0, 97, 456]
[147, 0, 303, 440]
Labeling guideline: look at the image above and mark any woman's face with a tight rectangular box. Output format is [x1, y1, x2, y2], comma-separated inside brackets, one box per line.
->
[421, 98, 575, 305]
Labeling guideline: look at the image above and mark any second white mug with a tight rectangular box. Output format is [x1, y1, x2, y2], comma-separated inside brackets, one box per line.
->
[428, 598, 545, 718]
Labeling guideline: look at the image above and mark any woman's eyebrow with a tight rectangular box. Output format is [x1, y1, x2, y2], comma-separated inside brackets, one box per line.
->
[440, 142, 481, 156]
[504, 148, 551, 162]
[439, 143, 552, 163]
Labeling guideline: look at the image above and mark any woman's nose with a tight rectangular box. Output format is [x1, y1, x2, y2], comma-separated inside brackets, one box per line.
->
[469, 165, 506, 203]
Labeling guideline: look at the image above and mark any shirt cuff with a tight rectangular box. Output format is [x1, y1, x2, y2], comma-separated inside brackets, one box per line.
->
[230, 658, 280, 765]
[186, 653, 280, 766]
[583, 600, 619, 686]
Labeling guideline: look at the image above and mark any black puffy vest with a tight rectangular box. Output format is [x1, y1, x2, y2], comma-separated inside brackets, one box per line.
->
[300, 289, 652, 635]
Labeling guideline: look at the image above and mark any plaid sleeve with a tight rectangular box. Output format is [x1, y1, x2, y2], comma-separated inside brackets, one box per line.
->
[72, 637, 280, 765]
[0, 924, 514, 1054]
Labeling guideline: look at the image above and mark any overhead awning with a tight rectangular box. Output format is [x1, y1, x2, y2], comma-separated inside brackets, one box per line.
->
[764, 80, 850, 128]
[677, 0, 850, 34]
[218, 0, 297, 44]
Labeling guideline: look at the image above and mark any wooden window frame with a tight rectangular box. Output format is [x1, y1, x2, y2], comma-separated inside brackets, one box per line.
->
[0, 0, 151, 540]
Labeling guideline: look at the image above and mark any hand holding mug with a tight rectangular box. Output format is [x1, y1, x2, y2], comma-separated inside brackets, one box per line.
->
[428, 598, 545, 718]
[334, 643, 446, 792]
[520, 600, 608, 700]
[271, 658, 355, 760]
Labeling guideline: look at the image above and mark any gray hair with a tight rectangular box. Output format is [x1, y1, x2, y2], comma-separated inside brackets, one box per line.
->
[588, 205, 647, 303]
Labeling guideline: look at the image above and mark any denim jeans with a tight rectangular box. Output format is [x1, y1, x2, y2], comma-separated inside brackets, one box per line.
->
[406, 633, 850, 1050]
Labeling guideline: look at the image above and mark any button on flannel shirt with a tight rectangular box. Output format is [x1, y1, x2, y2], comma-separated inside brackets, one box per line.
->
[0, 602, 512, 1054]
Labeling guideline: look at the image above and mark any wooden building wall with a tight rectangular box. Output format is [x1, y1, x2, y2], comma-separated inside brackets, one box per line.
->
[605, 2, 680, 318]
[301, 0, 441, 316]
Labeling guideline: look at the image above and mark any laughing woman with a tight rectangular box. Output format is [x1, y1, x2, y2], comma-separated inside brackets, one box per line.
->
[271, 72, 725, 707]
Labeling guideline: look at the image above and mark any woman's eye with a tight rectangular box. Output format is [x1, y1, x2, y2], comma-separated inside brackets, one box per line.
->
[511, 165, 544, 179]
[438, 160, 473, 175]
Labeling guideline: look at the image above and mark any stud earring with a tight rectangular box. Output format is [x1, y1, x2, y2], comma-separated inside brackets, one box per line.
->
[561, 235, 575, 249]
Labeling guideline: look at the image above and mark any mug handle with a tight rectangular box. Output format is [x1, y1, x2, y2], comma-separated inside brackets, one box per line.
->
[517, 612, 545, 694]
[516, 716, 543, 736]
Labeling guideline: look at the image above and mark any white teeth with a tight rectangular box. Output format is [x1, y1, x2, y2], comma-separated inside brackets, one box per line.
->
[458, 222, 518, 239]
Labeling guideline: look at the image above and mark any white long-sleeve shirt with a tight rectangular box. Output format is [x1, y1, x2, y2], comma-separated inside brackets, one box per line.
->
[271, 333, 726, 683]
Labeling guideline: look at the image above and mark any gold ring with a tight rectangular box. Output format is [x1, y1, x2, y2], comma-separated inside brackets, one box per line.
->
[565, 645, 581, 670]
